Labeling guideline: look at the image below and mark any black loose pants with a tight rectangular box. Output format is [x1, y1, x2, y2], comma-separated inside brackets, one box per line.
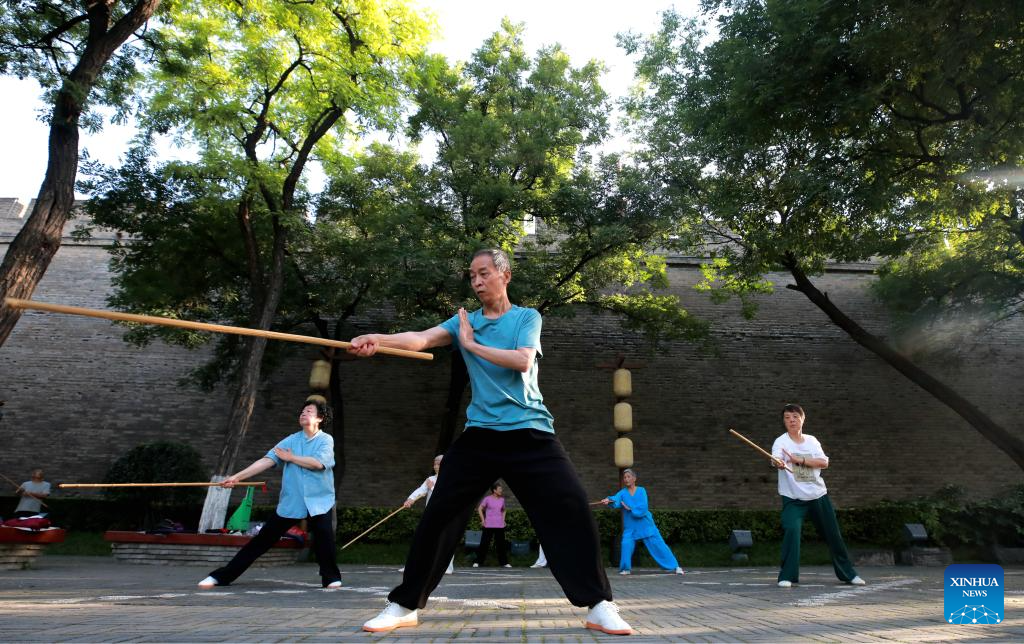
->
[390, 428, 612, 609]
[209, 511, 341, 586]
[475, 527, 508, 566]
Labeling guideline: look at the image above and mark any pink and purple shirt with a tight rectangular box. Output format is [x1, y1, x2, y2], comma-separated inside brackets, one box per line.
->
[479, 495, 506, 528]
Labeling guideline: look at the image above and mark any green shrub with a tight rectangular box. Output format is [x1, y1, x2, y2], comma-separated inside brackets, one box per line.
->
[102, 441, 208, 529]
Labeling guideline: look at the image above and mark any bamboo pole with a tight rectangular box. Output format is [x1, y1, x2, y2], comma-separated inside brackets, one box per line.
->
[2, 473, 49, 507]
[728, 428, 793, 473]
[57, 482, 267, 489]
[4, 298, 433, 361]
[340, 507, 404, 550]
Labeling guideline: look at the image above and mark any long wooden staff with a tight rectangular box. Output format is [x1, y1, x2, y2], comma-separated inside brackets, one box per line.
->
[4, 298, 433, 361]
[341, 507, 404, 550]
[728, 429, 793, 473]
[2, 473, 49, 508]
[58, 482, 267, 489]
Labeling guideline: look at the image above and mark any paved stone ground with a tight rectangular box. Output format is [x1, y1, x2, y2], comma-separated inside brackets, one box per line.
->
[1, 556, 1021, 642]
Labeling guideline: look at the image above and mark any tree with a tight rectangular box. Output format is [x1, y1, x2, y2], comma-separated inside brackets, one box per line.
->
[318, 22, 709, 452]
[83, 0, 430, 529]
[625, 1, 1024, 467]
[871, 187, 1024, 356]
[0, 0, 164, 346]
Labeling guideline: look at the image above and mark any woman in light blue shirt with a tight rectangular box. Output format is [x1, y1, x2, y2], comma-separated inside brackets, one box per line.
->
[198, 399, 341, 589]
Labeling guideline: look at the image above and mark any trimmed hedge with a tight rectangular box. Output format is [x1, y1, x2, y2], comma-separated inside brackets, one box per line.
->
[9, 483, 1021, 548]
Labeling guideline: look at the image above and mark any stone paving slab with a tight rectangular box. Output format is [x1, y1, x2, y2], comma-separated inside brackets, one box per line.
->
[0, 556, 1021, 641]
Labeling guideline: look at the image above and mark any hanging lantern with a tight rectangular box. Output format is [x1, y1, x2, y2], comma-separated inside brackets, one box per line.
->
[614, 437, 634, 468]
[613, 401, 633, 432]
[309, 359, 331, 391]
[612, 368, 632, 398]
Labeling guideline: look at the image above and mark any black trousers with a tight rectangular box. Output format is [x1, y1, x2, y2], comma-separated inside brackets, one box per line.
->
[476, 527, 508, 566]
[209, 511, 341, 586]
[390, 428, 612, 609]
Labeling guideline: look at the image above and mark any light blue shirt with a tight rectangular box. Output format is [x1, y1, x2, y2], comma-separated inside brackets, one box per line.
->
[440, 306, 554, 433]
[265, 430, 336, 519]
[607, 487, 659, 540]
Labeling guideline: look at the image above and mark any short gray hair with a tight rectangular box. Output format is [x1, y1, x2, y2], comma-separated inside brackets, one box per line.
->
[471, 248, 511, 274]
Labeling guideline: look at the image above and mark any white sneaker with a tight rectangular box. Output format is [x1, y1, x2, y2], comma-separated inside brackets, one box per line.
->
[585, 600, 632, 636]
[325, 581, 342, 589]
[778, 580, 793, 588]
[472, 563, 479, 568]
[502, 564, 512, 568]
[197, 576, 218, 589]
[674, 567, 685, 575]
[618, 569, 630, 575]
[849, 576, 866, 585]
[362, 601, 418, 633]
[398, 566, 405, 573]
[530, 563, 544, 568]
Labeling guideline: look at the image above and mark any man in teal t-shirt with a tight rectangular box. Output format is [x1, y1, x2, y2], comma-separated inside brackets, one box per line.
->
[350, 249, 631, 636]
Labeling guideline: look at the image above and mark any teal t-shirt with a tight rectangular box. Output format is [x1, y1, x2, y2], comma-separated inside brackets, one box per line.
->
[440, 306, 555, 433]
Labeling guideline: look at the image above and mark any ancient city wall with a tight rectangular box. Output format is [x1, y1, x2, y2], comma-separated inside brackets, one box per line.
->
[3, 197, 1022, 512]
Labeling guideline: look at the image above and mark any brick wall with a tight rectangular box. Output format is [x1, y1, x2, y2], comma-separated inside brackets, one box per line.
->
[2, 204, 1022, 515]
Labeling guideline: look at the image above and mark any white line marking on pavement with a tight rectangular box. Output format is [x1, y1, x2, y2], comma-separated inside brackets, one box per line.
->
[97, 596, 146, 600]
[439, 581, 523, 588]
[431, 596, 519, 609]
[792, 579, 920, 607]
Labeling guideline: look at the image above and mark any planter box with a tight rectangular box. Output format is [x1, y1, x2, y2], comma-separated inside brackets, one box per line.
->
[103, 531, 301, 567]
[991, 546, 1024, 565]
[897, 546, 953, 566]
[0, 527, 67, 570]
[851, 548, 895, 566]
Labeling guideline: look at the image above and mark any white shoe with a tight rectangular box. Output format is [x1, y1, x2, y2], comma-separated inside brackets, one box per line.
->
[778, 580, 793, 588]
[398, 567, 405, 573]
[197, 576, 218, 589]
[618, 569, 630, 575]
[325, 580, 342, 589]
[674, 567, 685, 575]
[849, 576, 866, 585]
[585, 600, 632, 636]
[472, 563, 479, 568]
[530, 563, 544, 568]
[502, 564, 512, 568]
[362, 601, 418, 633]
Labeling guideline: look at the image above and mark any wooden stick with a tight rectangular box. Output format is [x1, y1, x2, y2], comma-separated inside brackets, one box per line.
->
[57, 482, 267, 489]
[728, 429, 793, 473]
[341, 507, 404, 550]
[4, 298, 433, 362]
[2, 473, 49, 508]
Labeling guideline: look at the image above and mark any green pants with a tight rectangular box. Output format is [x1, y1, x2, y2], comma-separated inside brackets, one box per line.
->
[779, 494, 858, 584]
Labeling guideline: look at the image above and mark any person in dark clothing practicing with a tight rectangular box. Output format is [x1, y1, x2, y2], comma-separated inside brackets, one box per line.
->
[351, 249, 632, 636]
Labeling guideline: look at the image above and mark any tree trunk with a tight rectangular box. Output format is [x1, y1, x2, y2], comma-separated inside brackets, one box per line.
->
[435, 350, 470, 456]
[0, 0, 162, 347]
[198, 221, 288, 532]
[785, 261, 1024, 470]
[0, 106, 79, 345]
[329, 338, 346, 486]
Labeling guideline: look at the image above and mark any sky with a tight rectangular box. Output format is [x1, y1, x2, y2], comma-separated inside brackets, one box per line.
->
[0, 0, 701, 200]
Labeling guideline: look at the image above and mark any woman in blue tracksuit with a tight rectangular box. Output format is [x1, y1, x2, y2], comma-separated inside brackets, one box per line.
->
[602, 469, 683, 575]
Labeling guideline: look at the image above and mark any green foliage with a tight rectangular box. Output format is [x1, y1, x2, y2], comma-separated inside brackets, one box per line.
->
[626, 0, 1024, 315]
[336, 489, 1024, 549]
[314, 22, 709, 347]
[872, 211, 1024, 357]
[103, 441, 208, 508]
[0, 0, 167, 128]
[79, 0, 432, 388]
